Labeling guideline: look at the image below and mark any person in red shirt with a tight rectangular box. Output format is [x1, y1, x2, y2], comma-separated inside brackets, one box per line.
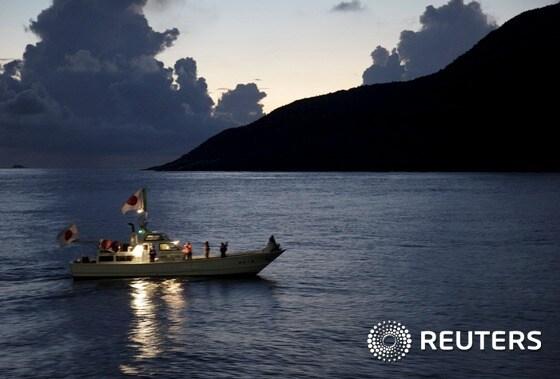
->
[182, 242, 193, 260]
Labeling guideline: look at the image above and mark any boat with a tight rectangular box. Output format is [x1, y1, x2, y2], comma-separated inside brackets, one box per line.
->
[59, 188, 285, 279]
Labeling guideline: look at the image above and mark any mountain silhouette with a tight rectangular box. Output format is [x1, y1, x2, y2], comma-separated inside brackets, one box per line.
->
[153, 4, 560, 171]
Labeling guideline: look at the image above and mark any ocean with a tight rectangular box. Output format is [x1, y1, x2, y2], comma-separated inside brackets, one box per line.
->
[0, 170, 559, 378]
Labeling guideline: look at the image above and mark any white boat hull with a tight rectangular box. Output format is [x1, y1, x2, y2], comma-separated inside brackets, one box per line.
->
[71, 247, 285, 279]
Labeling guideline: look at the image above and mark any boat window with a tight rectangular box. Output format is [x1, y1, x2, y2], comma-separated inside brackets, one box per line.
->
[159, 243, 179, 251]
[144, 234, 169, 241]
[144, 234, 160, 241]
[99, 256, 114, 262]
[116, 255, 134, 262]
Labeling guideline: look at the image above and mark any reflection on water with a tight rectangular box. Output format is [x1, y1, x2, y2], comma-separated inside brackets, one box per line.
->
[129, 280, 162, 360]
[161, 279, 187, 347]
[120, 279, 187, 375]
[116, 277, 278, 376]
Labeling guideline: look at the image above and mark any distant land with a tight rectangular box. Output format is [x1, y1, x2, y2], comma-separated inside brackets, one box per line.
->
[152, 4, 560, 172]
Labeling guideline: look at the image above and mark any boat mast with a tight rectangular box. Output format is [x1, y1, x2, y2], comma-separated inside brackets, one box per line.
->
[142, 187, 147, 214]
[138, 188, 150, 235]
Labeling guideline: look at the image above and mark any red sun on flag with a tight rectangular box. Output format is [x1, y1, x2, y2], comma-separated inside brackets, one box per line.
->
[121, 189, 145, 214]
[58, 224, 79, 246]
[64, 229, 74, 241]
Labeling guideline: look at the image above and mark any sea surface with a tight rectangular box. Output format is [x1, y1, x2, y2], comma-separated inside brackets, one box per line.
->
[0, 170, 559, 378]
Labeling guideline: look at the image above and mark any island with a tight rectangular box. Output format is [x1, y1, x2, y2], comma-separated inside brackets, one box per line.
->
[152, 4, 560, 172]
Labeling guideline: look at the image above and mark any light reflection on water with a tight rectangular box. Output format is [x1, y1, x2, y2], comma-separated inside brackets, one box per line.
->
[129, 280, 163, 359]
[161, 279, 187, 349]
[121, 279, 187, 375]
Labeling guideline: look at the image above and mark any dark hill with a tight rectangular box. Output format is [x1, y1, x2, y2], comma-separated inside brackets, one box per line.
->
[153, 4, 560, 171]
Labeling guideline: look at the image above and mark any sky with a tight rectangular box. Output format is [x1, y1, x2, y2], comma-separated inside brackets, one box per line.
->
[0, 0, 554, 113]
[0, 0, 556, 168]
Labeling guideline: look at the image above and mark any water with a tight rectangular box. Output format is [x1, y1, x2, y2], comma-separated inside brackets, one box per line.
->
[1, 170, 559, 378]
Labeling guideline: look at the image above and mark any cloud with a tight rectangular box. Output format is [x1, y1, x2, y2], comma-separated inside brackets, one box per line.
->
[0, 0, 266, 167]
[332, 1, 364, 12]
[147, 0, 184, 12]
[174, 57, 214, 115]
[214, 83, 267, 125]
[362, 0, 496, 85]
[362, 46, 404, 85]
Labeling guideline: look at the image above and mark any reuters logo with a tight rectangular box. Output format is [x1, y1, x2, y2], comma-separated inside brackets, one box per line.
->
[367, 321, 412, 362]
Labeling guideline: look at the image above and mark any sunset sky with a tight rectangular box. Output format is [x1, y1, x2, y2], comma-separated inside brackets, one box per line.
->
[1, 0, 554, 113]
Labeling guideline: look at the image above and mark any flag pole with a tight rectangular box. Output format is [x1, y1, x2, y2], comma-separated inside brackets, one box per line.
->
[142, 187, 147, 213]
[73, 239, 99, 245]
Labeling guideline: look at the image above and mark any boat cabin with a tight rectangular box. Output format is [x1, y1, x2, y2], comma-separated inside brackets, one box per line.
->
[94, 231, 183, 264]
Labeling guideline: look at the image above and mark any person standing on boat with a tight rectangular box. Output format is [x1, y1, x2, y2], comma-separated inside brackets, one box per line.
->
[187, 242, 193, 259]
[204, 241, 210, 258]
[182, 242, 193, 260]
[267, 235, 280, 250]
[220, 242, 228, 258]
[149, 246, 156, 262]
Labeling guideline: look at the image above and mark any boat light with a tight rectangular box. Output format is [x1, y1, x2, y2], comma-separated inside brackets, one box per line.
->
[132, 245, 144, 257]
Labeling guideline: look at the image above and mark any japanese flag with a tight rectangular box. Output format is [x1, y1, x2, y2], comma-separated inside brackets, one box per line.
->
[121, 188, 145, 214]
[57, 224, 79, 246]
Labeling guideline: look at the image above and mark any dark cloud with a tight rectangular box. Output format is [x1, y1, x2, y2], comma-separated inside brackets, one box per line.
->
[0, 60, 22, 76]
[3, 89, 50, 115]
[174, 58, 214, 115]
[27, 0, 180, 62]
[1, 60, 25, 104]
[362, 0, 496, 85]
[214, 83, 267, 126]
[362, 46, 404, 85]
[0, 0, 265, 167]
[332, 1, 364, 12]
